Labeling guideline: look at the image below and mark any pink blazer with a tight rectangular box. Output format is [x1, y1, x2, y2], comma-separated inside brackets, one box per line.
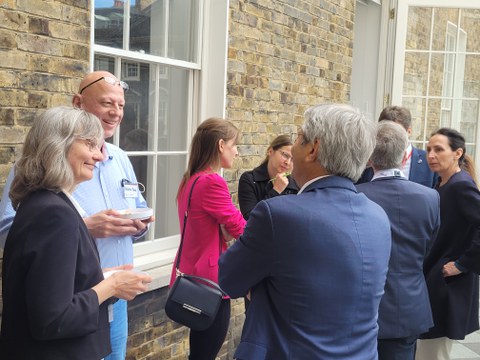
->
[170, 170, 246, 286]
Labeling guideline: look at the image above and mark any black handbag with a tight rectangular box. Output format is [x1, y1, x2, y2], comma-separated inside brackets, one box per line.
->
[165, 176, 226, 331]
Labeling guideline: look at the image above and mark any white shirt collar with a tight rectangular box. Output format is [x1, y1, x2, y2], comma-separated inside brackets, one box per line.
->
[371, 168, 406, 181]
[62, 190, 88, 217]
[298, 175, 331, 194]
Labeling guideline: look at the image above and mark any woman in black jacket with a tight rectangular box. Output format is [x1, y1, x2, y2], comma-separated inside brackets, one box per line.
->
[0, 107, 151, 360]
[238, 135, 299, 221]
[416, 128, 480, 360]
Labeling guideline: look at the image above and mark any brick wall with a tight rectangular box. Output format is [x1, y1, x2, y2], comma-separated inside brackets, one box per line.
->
[0, 0, 90, 194]
[126, 287, 246, 359]
[225, 0, 356, 196]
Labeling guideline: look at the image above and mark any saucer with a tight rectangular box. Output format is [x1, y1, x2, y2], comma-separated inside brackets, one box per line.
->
[117, 208, 153, 220]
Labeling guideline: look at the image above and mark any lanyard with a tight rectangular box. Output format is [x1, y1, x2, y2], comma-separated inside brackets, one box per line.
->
[402, 147, 413, 169]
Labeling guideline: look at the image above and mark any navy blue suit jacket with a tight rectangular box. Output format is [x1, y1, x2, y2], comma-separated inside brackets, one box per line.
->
[219, 176, 391, 360]
[357, 147, 438, 188]
[357, 176, 440, 339]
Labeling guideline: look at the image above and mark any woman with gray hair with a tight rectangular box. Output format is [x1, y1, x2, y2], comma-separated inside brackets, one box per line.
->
[0, 106, 152, 360]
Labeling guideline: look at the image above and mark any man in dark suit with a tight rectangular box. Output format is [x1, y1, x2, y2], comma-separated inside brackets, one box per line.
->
[356, 121, 440, 360]
[356, 105, 438, 187]
[219, 103, 392, 359]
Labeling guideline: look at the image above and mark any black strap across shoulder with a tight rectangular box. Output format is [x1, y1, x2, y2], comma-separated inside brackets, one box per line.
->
[174, 175, 226, 295]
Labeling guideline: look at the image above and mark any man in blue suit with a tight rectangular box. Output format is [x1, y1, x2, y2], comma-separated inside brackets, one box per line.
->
[356, 121, 440, 360]
[356, 105, 438, 187]
[219, 103, 392, 360]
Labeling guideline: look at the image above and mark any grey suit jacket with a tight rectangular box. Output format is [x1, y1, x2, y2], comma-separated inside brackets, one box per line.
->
[357, 176, 440, 338]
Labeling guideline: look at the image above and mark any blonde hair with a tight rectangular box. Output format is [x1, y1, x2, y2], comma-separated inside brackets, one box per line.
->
[10, 106, 103, 209]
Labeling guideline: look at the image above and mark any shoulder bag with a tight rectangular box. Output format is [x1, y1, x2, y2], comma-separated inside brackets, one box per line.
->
[164, 176, 226, 331]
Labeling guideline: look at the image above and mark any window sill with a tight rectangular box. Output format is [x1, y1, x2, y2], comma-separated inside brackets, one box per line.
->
[133, 235, 179, 290]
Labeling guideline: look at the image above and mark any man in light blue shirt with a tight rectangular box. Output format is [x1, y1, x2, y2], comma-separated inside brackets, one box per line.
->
[0, 71, 154, 360]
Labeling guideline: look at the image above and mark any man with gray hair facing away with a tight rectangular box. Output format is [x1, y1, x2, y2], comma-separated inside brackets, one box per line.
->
[357, 105, 438, 187]
[219, 103, 392, 359]
[357, 121, 440, 360]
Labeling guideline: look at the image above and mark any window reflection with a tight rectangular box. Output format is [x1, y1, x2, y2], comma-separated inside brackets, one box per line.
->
[120, 61, 151, 151]
[95, 0, 199, 62]
[94, 1, 124, 49]
[154, 155, 186, 238]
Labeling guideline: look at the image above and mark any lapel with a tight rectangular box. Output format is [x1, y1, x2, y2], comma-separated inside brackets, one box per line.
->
[58, 192, 101, 264]
[409, 147, 425, 171]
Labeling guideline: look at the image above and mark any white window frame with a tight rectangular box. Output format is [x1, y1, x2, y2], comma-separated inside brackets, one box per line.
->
[89, 0, 230, 288]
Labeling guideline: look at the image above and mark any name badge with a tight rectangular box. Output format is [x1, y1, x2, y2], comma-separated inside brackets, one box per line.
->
[124, 183, 138, 198]
[121, 178, 139, 198]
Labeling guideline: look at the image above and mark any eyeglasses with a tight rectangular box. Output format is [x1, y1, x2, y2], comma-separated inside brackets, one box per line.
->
[79, 138, 101, 152]
[79, 76, 129, 94]
[279, 150, 293, 162]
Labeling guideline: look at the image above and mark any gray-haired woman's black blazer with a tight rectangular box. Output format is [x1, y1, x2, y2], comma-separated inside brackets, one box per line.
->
[0, 190, 111, 360]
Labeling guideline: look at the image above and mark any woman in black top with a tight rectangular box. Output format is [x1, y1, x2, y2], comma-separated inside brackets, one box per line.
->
[416, 128, 480, 360]
[238, 135, 298, 221]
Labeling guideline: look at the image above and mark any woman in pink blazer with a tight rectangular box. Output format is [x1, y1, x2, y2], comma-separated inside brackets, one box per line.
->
[169, 118, 246, 360]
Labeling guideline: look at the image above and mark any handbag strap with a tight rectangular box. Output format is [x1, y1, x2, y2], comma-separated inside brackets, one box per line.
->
[175, 175, 201, 270]
[180, 273, 227, 295]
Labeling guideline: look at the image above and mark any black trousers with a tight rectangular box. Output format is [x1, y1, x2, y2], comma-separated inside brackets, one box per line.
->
[378, 335, 418, 360]
[189, 299, 231, 360]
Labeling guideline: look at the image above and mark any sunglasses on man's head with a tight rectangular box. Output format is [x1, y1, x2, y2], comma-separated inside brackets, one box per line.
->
[79, 76, 129, 94]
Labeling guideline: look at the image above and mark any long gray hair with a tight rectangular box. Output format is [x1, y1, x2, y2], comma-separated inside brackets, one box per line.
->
[10, 106, 103, 209]
[301, 103, 376, 182]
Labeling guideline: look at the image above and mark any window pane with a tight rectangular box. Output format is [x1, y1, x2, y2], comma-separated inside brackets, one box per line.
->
[94, 55, 115, 73]
[168, 0, 199, 62]
[460, 100, 479, 143]
[426, 98, 443, 136]
[94, 1, 124, 49]
[464, 55, 480, 98]
[462, 9, 480, 53]
[129, 155, 153, 243]
[158, 66, 190, 151]
[403, 52, 429, 96]
[406, 7, 432, 50]
[130, 0, 166, 56]
[403, 97, 426, 143]
[429, 53, 446, 97]
[154, 154, 187, 238]
[431, 8, 459, 51]
[120, 61, 153, 151]
[128, 155, 151, 202]
[466, 144, 476, 160]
